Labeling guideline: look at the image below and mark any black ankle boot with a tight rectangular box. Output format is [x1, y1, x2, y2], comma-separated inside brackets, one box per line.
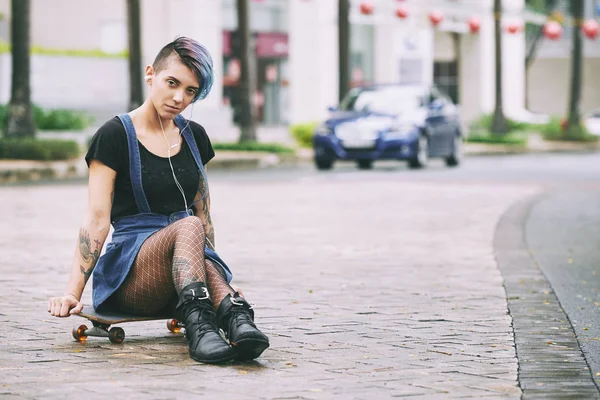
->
[175, 283, 236, 364]
[216, 293, 270, 361]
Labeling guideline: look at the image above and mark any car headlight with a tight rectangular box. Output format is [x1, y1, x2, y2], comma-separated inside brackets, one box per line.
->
[314, 123, 333, 135]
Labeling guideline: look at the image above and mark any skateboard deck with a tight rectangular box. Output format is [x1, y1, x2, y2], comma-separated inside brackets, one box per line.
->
[72, 306, 183, 343]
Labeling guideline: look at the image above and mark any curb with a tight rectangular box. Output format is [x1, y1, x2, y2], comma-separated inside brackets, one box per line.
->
[0, 151, 305, 185]
[1, 140, 598, 185]
[494, 193, 600, 397]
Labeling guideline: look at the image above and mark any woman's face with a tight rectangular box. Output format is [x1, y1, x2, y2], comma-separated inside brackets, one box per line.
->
[148, 55, 200, 120]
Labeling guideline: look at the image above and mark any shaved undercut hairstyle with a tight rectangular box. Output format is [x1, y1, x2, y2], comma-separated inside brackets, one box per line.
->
[152, 36, 214, 102]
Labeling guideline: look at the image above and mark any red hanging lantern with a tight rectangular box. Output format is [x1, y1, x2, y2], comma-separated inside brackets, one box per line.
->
[467, 16, 481, 34]
[429, 11, 444, 27]
[506, 23, 521, 34]
[395, 6, 408, 19]
[582, 19, 600, 40]
[543, 21, 562, 40]
[360, 1, 374, 15]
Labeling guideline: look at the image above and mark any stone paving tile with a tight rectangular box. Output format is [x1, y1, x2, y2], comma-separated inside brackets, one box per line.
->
[0, 179, 539, 398]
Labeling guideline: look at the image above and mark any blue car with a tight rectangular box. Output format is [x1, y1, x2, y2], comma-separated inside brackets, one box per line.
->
[312, 84, 463, 170]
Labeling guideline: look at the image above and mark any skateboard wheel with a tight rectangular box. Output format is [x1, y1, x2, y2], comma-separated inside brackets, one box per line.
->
[167, 319, 182, 333]
[72, 324, 88, 342]
[108, 327, 125, 344]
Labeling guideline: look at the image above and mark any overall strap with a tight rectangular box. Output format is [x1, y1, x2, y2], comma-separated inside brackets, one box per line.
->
[174, 114, 209, 200]
[117, 113, 152, 214]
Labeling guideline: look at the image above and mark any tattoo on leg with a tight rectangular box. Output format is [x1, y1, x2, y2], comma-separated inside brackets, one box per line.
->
[172, 256, 205, 289]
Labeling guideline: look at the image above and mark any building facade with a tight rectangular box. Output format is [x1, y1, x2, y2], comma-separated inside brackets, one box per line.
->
[0, 0, 599, 134]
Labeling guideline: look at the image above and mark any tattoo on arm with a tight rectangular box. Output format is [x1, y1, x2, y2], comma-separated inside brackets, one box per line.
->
[196, 176, 215, 249]
[80, 265, 93, 283]
[78, 229, 101, 282]
[110, 178, 115, 205]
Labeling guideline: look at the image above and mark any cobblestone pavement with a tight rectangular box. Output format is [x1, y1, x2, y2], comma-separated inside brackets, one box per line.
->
[0, 174, 539, 399]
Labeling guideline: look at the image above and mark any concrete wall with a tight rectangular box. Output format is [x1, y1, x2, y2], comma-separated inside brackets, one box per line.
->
[527, 57, 600, 116]
[0, 0, 126, 52]
[0, 54, 128, 112]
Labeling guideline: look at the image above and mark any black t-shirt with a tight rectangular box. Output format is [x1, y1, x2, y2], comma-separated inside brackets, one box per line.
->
[85, 116, 215, 222]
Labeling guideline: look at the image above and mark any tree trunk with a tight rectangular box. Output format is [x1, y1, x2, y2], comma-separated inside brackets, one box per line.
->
[126, 0, 143, 111]
[338, 0, 350, 103]
[566, 0, 584, 139]
[5, 0, 35, 138]
[236, 0, 257, 143]
[525, 0, 560, 70]
[490, 0, 509, 135]
[451, 32, 461, 105]
[524, 0, 560, 109]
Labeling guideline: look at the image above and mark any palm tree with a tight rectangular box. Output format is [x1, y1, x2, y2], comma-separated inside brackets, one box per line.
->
[566, 0, 584, 139]
[126, 0, 143, 111]
[236, 0, 257, 143]
[525, 0, 560, 69]
[524, 0, 560, 109]
[338, 0, 350, 103]
[490, 0, 509, 135]
[5, 0, 35, 138]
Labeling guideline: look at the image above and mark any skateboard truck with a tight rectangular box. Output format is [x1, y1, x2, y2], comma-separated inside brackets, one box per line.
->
[72, 307, 184, 344]
[73, 322, 126, 344]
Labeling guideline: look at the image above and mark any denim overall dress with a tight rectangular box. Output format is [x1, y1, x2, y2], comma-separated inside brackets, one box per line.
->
[91, 113, 233, 311]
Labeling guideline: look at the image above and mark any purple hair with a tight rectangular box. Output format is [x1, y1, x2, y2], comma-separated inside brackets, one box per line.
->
[153, 36, 214, 102]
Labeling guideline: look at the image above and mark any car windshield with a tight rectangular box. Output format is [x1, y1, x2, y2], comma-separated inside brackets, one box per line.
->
[341, 86, 425, 114]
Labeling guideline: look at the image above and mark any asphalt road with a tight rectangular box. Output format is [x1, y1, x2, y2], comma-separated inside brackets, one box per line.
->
[526, 189, 600, 380]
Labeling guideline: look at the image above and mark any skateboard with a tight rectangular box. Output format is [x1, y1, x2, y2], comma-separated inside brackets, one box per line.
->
[72, 307, 184, 344]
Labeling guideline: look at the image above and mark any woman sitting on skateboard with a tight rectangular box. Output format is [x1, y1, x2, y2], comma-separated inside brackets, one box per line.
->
[47, 36, 269, 364]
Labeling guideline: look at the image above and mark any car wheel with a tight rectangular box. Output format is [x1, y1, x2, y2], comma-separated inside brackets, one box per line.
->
[356, 159, 373, 170]
[315, 156, 334, 170]
[408, 135, 429, 169]
[445, 135, 462, 167]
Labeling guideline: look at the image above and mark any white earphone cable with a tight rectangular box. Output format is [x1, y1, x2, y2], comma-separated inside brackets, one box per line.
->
[157, 107, 194, 212]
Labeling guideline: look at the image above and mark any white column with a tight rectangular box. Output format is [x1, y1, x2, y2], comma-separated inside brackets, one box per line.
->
[289, 0, 339, 124]
[459, 0, 525, 124]
[459, 1, 495, 124]
[141, 0, 223, 127]
[502, 0, 525, 119]
[374, 22, 403, 83]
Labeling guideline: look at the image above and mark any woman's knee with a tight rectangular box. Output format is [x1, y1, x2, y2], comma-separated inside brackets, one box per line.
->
[174, 216, 205, 238]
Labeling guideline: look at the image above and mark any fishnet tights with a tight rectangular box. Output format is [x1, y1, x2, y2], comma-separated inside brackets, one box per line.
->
[111, 216, 234, 315]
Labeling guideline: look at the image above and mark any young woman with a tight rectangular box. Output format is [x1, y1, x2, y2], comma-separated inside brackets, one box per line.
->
[47, 36, 269, 364]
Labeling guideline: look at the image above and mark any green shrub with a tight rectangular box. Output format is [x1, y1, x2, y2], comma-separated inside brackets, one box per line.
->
[290, 122, 318, 148]
[0, 138, 80, 160]
[212, 142, 294, 154]
[0, 104, 93, 131]
[540, 117, 599, 142]
[466, 131, 528, 146]
[472, 113, 542, 133]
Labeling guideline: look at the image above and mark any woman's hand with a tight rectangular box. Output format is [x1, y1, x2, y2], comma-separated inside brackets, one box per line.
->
[47, 294, 83, 317]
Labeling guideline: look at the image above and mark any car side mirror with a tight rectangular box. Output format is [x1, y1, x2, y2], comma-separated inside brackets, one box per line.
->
[429, 99, 444, 111]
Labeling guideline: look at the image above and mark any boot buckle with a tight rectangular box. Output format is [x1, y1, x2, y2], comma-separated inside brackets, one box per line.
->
[230, 296, 244, 306]
[190, 287, 210, 300]
[230, 296, 253, 309]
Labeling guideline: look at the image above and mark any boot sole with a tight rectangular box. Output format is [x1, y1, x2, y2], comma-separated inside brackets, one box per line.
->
[232, 338, 270, 361]
[189, 350, 236, 364]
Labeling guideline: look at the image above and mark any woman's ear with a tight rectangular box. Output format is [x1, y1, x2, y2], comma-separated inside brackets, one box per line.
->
[144, 65, 154, 84]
